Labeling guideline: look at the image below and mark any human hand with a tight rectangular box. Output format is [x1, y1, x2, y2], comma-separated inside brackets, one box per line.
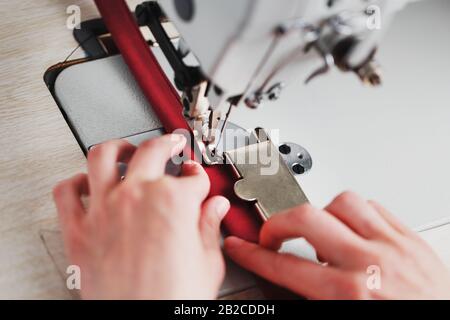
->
[225, 191, 450, 299]
[53, 134, 230, 299]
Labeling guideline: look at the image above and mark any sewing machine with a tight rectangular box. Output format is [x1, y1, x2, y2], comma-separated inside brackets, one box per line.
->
[128, 0, 419, 222]
[152, 0, 414, 151]
[44, 0, 450, 297]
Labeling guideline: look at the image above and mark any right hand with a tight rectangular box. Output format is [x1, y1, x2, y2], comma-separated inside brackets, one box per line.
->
[225, 191, 450, 299]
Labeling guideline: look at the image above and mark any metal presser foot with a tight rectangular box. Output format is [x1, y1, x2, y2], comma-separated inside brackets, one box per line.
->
[202, 122, 312, 221]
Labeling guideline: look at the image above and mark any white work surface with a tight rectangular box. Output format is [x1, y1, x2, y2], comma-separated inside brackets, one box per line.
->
[0, 0, 449, 299]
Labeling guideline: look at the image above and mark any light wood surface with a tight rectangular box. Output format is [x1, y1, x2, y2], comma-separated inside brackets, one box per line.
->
[0, 0, 449, 299]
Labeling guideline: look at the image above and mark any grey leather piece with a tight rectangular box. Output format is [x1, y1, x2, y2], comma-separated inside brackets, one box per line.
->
[54, 54, 163, 149]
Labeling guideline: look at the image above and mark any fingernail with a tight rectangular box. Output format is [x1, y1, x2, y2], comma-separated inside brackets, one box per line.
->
[215, 197, 230, 220]
[184, 159, 198, 166]
[172, 134, 186, 142]
[171, 135, 187, 154]
[224, 236, 243, 250]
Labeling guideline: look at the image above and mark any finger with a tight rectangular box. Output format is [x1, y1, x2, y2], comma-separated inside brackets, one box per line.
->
[200, 196, 230, 252]
[325, 191, 397, 240]
[126, 134, 186, 182]
[368, 200, 416, 237]
[259, 204, 367, 267]
[53, 173, 89, 231]
[177, 160, 211, 201]
[87, 140, 136, 199]
[224, 236, 349, 300]
[316, 253, 327, 264]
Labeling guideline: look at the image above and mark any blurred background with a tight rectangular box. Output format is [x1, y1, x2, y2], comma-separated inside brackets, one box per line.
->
[229, 0, 450, 229]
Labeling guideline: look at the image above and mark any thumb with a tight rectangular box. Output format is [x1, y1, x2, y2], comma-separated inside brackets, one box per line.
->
[199, 196, 230, 253]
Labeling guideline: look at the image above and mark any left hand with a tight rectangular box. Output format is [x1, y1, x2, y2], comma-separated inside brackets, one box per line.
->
[53, 134, 230, 299]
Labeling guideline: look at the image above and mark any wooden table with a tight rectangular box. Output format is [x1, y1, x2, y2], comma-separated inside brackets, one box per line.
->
[0, 0, 449, 299]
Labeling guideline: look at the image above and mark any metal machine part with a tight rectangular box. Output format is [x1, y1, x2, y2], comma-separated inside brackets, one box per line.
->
[57, 1, 315, 224]
[47, 33, 312, 296]
[224, 128, 309, 220]
[153, 0, 417, 151]
[278, 142, 313, 176]
[199, 120, 312, 175]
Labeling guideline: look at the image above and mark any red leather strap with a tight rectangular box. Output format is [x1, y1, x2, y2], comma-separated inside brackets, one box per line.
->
[94, 0, 261, 242]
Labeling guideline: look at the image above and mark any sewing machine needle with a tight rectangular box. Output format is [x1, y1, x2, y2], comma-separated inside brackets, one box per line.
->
[213, 102, 233, 156]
